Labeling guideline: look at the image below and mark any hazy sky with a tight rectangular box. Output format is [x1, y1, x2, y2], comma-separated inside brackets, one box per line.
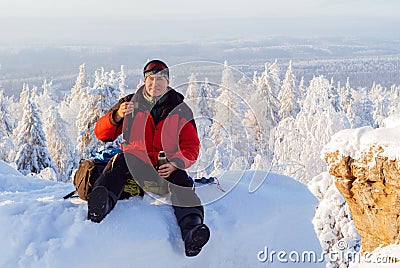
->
[1, 0, 399, 44]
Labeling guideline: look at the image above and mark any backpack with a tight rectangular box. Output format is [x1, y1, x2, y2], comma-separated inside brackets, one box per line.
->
[63, 148, 143, 200]
[63, 147, 122, 200]
[63, 158, 108, 200]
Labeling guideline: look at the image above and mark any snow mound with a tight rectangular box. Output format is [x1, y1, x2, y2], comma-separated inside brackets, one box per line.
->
[322, 125, 400, 160]
[382, 115, 400, 128]
[0, 159, 23, 176]
[0, 166, 322, 268]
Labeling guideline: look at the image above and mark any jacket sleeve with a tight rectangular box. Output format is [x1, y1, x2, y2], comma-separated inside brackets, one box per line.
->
[94, 94, 133, 142]
[170, 118, 200, 169]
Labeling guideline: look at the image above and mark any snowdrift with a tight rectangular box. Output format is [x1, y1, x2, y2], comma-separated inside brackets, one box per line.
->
[0, 161, 322, 267]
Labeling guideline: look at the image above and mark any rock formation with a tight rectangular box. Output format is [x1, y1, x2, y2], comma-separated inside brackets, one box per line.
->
[324, 145, 400, 253]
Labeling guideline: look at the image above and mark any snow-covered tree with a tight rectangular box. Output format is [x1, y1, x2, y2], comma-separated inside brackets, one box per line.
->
[266, 60, 281, 104]
[11, 84, 31, 125]
[298, 76, 307, 100]
[309, 172, 361, 268]
[369, 83, 390, 127]
[278, 61, 300, 119]
[19, 84, 30, 106]
[0, 90, 15, 162]
[328, 78, 341, 112]
[198, 78, 215, 121]
[0, 90, 14, 138]
[347, 88, 376, 128]
[272, 76, 349, 183]
[44, 107, 77, 182]
[338, 77, 354, 115]
[59, 63, 88, 146]
[388, 84, 400, 115]
[118, 65, 128, 98]
[39, 80, 57, 107]
[265, 60, 281, 122]
[42, 79, 56, 101]
[184, 77, 216, 177]
[76, 78, 120, 158]
[185, 74, 214, 138]
[14, 95, 56, 176]
[210, 62, 250, 173]
[76, 89, 98, 158]
[248, 66, 279, 169]
[185, 73, 198, 101]
[254, 61, 280, 126]
[72, 64, 88, 98]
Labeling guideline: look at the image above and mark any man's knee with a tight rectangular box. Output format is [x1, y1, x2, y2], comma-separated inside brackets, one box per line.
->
[169, 169, 193, 187]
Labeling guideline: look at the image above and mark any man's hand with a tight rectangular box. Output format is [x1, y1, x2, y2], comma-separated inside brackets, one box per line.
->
[158, 162, 178, 178]
[114, 102, 134, 123]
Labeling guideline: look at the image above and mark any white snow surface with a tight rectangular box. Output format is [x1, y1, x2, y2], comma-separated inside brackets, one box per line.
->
[322, 119, 400, 160]
[0, 160, 323, 268]
[350, 244, 400, 268]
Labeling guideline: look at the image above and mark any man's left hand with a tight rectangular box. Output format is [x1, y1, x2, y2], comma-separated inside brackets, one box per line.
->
[158, 162, 177, 178]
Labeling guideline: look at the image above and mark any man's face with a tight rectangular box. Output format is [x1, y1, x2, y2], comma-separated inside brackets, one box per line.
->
[145, 74, 168, 97]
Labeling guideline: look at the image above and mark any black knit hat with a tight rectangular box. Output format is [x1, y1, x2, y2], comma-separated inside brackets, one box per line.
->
[143, 59, 169, 81]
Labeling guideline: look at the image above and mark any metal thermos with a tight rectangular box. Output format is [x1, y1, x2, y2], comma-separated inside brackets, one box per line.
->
[157, 151, 167, 168]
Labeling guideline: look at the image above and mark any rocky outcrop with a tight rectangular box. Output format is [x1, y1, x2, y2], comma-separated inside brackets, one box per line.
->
[324, 146, 400, 253]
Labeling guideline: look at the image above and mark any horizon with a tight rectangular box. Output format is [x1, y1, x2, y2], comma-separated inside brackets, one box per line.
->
[1, 0, 400, 45]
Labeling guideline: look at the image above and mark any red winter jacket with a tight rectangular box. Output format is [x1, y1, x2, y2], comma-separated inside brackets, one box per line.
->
[94, 86, 200, 169]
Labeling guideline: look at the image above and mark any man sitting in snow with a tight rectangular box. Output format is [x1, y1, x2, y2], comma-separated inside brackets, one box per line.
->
[88, 59, 210, 257]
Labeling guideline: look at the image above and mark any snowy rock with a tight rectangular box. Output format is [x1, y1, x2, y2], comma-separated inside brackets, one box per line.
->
[323, 126, 400, 253]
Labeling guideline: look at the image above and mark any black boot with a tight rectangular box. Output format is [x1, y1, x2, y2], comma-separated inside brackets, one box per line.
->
[87, 186, 113, 223]
[179, 214, 210, 257]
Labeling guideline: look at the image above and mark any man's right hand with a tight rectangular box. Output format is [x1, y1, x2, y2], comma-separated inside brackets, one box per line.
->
[114, 102, 134, 123]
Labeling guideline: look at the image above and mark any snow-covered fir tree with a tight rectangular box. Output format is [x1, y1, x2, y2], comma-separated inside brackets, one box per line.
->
[265, 60, 281, 122]
[388, 84, 400, 115]
[369, 82, 390, 127]
[248, 66, 278, 170]
[43, 107, 77, 182]
[254, 61, 280, 126]
[272, 76, 349, 183]
[278, 61, 300, 119]
[328, 78, 341, 112]
[14, 95, 56, 176]
[338, 77, 354, 115]
[72, 64, 87, 99]
[347, 88, 376, 128]
[0, 90, 15, 162]
[198, 78, 215, 122]
[298, 76, 307, 100]
[118, 65, 128, 98]
[0, 90, 14, 138]
[210, 62, 250, 173]
[12, 84, 31, 124]
[185, 73, 198, 101]
[38, 80, 57, 109]
[59, 63, 88, 146]
[37, 80, 58, 124]
[185, 77, 216, 177]
[76, 76, 120, 158]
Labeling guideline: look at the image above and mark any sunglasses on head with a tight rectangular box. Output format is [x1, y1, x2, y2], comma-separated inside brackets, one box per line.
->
[144, 61, 168, 74]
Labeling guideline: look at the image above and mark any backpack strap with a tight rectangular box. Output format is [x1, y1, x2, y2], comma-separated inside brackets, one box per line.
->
[63, 190, 77, 199]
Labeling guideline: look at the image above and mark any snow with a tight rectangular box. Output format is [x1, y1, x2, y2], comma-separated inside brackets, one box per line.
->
[322, 116, 400, 160]
[350, 245, 400, 268]
[0, 160, 323, 267]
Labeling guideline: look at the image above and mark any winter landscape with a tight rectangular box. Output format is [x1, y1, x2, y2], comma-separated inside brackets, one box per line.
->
[2, 0, 400, 267]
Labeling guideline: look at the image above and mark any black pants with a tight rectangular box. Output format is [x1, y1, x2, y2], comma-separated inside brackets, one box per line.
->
[93, 153, 204, 224]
